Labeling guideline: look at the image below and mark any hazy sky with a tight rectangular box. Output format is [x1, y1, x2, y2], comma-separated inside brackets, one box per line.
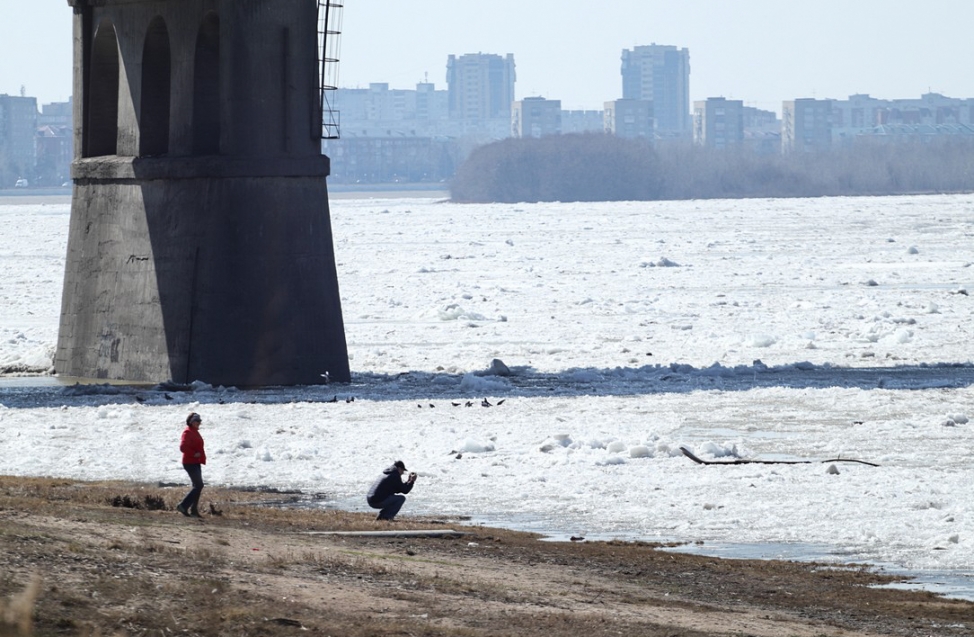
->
[4, 1, 973, 114]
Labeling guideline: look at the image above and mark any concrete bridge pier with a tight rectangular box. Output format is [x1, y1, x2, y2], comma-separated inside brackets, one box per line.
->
[57, 0, 350, 386]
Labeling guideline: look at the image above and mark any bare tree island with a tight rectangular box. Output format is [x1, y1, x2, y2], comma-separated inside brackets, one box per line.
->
[57, 0, 350, 387]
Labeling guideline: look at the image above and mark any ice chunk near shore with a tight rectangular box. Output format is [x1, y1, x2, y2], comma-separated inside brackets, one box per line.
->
[459, 373, 509, 392]
[629, 445, 652, 458]
[436, 304, 487, 321]
[640, 257, 680, 268]
[538, 434, 575, 453]
[743, 334, 777, 348]
[479, 358, 511, 376]
[697, 441, 745, 459]
[459, 438, 495, 454]
[942, 413, 969, 427]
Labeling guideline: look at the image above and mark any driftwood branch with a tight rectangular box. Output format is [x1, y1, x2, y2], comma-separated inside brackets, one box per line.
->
[679, 446, 880, 467]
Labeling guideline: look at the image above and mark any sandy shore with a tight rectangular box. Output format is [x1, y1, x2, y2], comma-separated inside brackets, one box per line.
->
[2, 477, 972, 637]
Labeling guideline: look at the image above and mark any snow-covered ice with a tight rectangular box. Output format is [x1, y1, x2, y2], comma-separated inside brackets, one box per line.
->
[1, 193, 972, 598]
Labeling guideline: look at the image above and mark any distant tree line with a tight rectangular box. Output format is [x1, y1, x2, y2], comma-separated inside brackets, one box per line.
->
[449, 133, 974, 203]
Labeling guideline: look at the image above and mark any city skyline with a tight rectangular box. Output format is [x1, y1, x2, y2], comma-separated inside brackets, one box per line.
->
[3, 1, 974, 114]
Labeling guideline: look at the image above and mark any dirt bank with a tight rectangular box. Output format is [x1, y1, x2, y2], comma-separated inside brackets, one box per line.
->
[1, 477, 970, 636]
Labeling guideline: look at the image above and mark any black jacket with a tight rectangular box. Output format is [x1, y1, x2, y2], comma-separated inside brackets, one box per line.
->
[367, 465, 413, 507]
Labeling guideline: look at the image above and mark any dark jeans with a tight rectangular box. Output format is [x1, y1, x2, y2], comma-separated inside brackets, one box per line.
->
[179, 463, 204, 513]
[369, 494, 405, 520]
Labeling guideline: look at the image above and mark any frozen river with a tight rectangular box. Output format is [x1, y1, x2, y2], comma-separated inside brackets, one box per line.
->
[1, 192, 973, 600]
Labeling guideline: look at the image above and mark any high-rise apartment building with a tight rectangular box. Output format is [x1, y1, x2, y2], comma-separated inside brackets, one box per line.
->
[335, 82, 449, 136]
[337, 83, 415, 124]
[415, 82, 449, 123]
[512, 97, 561, 138]
[621, 44, 690, 135]
[447, 53, 516, 122]
[782, 98, 833, 153]
[0, 94, 39, 185]
[693, 97, 744, 149]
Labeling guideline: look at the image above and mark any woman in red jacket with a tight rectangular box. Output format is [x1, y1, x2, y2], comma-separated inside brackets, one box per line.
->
[177, 412, 206, 517]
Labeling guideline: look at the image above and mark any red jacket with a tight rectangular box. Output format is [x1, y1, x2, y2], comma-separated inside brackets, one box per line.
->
[180, 427, 206, 465]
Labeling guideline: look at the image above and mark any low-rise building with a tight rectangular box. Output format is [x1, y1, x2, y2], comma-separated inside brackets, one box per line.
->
[35, 125, 73, 186]
[323, 134, 457, 184]
[512, 97, 561, 138]
[604, 99, 654, 139]
[561, 110, 604, 134]
[831, 93, 974, 146]
[857, 122, 974, 145]
[741, 106, 779, 154]
[693, 97, 743, 149]
[35, 100, 74, 186]
[782, 98, 832, 153]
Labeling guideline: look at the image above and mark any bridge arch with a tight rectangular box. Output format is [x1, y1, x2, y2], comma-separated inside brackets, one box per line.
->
[86, 19, 119, 157]
[139, 16, 171, 156]
[193, 12, 221, 155]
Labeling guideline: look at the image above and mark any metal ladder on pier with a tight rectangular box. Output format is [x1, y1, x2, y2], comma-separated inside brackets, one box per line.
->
[317, 0, 343, 140]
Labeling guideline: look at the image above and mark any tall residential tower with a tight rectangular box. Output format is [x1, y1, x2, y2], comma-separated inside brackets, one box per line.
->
[446, 53, 516, 122]
[621, 44, 690, 136]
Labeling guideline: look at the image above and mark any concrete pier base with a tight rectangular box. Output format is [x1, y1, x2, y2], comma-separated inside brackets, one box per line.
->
[57, 156, 349, 386]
